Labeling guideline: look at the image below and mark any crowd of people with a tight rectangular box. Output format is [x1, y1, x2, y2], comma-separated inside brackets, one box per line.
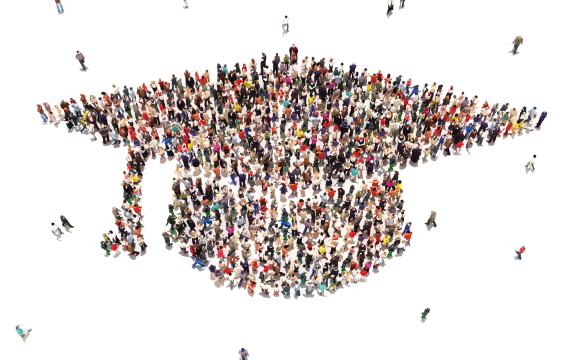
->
[38, 44, 546, 297]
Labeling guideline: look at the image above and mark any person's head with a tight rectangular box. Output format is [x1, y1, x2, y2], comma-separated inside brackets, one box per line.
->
[51, 222, 55, 226]
[533, 155, 536, 158]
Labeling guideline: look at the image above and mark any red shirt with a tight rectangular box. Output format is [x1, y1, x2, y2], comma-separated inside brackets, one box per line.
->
[519, 247, 525, 254]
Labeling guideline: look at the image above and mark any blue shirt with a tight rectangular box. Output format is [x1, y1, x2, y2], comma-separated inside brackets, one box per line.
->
[16, 327, 23, 335]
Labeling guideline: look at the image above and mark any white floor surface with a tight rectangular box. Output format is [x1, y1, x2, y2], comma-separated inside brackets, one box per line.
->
[1, 0, 579, 359]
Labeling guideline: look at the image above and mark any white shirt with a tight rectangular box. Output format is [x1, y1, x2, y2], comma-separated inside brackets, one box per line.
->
[283, 18, 289, 25]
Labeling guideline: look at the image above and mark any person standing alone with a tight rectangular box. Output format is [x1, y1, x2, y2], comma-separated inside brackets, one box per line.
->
[511, 36, 523, 54]
[76, 51, 87, 71]
[425, 211, 437, 227]
[16, 325, 32, 342]
[283, 16, 289, 35]
[515, 246, 526, 260]
[525, 155, 536, 171]
[55, 0, 64, 14]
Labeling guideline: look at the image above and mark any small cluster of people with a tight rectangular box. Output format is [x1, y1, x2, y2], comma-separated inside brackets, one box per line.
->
[39, 44, 544, 296]
[51, 216, 74, 238]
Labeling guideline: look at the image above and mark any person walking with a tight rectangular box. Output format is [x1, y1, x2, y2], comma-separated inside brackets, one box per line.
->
[525, 155, 536, 171]
[127, 241, 140, 256]
[282, 16, 289, 35]
[239, 348, 249, 360]
[101, 241, 110, 256]
[76, 51, 87, 71]
[55, 0, 64, 14]
[535, 111, 548, 128]
[425, 211, 437, 227]
[51, 222, 63, 236]
[60, 215, 74, 229]
[515, 246, 526, 260]
[183, 0, 188, 8]
[16, 325, 32, 341]
[511, 36, 523, 54]
[421, 308, 430, 319]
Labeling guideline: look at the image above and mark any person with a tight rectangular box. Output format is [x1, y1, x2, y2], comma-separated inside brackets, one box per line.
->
[76, 51, 87, 71]
[421, 308, 430, 319]
[16, 325, 32, 341]
[525, 155, 536, 171]
[400, 0, 405, 8]
[282, 16, 289, 35]
[511, 36, 523, 54]
[535, 111, 548, 128]
[183, 0, 188, 8]
[55, 0, 64, 13]
[387, 0, 394, 14]
[60, 215, 74, 228]
[239, 348, 249, 360]
[52, 222, 63, 236]
[425, 211, 437, 227]
[127, 241, 140, 256]
[515, 246, 526, 260]
[162, 232, 173, 247]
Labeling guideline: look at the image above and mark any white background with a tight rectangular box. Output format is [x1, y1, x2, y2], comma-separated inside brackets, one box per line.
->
[1, 0, 579, 359]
